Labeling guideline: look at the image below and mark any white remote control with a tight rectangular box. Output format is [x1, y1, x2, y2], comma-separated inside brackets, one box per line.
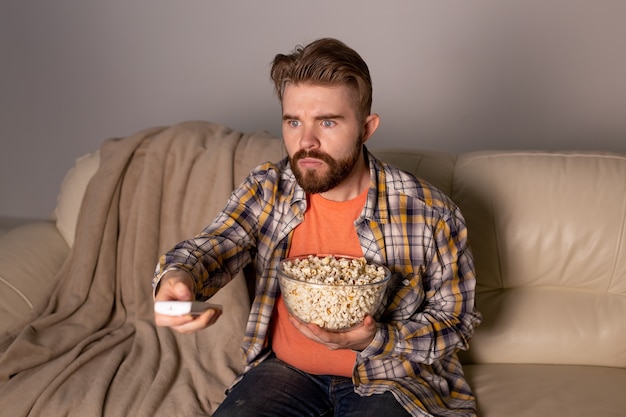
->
[154, 301, 223, 316]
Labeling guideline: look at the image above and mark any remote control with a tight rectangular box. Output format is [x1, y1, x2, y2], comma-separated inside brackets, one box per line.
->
[154, 301, 223, 316]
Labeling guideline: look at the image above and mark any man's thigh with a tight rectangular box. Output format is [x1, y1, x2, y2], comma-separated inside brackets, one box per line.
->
[332, 377, 411, 417]
[212, 357, 333, 417]
[212, 357, 410, 417]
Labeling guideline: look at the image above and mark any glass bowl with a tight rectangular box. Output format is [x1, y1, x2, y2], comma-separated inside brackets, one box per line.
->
[277, 254, 391, 331]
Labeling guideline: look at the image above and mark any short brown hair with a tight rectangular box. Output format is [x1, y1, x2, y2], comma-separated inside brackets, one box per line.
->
[270, 38, 373, 120]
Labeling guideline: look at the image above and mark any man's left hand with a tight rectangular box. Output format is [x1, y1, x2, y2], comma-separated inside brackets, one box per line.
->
[288, 315, 377, 351]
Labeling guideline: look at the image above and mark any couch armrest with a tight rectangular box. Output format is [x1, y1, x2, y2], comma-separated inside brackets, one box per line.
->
[0, 221, 70, 338]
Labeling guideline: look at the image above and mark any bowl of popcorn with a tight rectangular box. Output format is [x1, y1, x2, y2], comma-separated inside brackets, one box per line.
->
[277, 254, 391, 331]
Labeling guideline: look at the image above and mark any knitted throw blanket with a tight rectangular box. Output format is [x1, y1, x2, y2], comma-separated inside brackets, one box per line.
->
[0, 121, 271, 416]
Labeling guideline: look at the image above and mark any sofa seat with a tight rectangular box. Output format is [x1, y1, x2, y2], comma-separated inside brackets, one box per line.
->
[465, 364, 626, 416]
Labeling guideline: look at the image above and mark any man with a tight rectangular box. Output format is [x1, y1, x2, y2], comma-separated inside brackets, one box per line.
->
[153, 38, 481, 417]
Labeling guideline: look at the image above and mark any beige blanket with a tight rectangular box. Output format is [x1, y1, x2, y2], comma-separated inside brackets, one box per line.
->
[0, 122, 261, 416]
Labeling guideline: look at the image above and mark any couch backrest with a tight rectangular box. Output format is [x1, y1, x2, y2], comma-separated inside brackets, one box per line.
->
[449, 151, 626, 368]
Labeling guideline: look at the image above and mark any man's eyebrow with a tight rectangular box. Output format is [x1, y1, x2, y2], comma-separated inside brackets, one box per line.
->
[282, 113, 345, 121]
[315, 114, 344, 120]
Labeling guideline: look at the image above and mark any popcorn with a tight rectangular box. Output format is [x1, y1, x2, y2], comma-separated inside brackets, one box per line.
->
[278, 255, 390, 331]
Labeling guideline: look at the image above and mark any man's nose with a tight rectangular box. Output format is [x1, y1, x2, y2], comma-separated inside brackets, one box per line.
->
[299, 126, 320, 150]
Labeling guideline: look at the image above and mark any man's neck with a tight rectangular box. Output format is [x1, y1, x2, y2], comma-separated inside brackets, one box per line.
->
[319, 155, 370, 202]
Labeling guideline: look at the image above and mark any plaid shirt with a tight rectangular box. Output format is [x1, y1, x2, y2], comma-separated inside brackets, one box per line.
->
[154, 149, 482, 417]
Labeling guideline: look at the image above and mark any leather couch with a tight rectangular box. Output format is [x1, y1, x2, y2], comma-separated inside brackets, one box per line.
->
[1, 122, 625, 416]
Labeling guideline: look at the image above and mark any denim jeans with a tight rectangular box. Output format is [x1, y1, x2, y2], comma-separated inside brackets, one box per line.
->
[212, 355, 411, 417]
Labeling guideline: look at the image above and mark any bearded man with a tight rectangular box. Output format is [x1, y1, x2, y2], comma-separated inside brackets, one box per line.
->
[153, 38, 481, 417]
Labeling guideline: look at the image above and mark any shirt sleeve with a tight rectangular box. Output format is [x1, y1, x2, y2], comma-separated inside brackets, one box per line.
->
[151, 173, 265, 300]
[360, 206, 482, 365]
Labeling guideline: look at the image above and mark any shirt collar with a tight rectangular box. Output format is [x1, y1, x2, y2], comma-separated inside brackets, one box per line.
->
[363, 147, 390, 224]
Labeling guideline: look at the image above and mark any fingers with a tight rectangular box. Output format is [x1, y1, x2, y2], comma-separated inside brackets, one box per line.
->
[160, 307, 223, 334]
[154, 311, 196, 328]
[153, 270, 222, 334]
[155, 307, 222, 334]
[288, 314, 377, 351]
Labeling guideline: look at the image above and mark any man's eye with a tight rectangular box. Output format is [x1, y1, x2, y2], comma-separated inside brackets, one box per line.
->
[288, 120, 301, 128]
[321, 120, 335, 128]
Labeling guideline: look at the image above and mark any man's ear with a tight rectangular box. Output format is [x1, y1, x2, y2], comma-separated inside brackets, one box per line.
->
[361, 113, 380, 144]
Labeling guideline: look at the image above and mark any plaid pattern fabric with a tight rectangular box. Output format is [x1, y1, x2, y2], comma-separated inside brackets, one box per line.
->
[154, 149, 482, 417]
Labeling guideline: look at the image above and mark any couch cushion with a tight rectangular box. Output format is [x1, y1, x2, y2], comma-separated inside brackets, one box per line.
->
[453, 151, 626, 367]
[371, 149, 456, 197]
[54, 150, 101, 247]
[464, 363, 626, 417]
[0, 222, 69, 338]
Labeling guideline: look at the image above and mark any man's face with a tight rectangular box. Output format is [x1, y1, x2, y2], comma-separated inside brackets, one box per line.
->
[282, 83, 364, 194]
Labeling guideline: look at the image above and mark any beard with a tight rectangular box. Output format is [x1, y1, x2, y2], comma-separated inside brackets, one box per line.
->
[289, 136, 364, 194]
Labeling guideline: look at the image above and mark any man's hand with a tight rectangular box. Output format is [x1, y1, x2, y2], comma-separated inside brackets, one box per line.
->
[288, 315, 377, 351]
[154, 270, 221, 334]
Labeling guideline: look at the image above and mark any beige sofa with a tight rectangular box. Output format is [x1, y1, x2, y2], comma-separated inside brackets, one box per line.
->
[1, 121, 625, 416]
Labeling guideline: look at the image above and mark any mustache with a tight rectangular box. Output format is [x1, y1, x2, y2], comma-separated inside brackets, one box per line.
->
[292, 149, 334, 165]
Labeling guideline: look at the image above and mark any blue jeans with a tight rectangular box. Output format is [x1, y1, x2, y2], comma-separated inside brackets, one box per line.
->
[212, 355, 411, 417]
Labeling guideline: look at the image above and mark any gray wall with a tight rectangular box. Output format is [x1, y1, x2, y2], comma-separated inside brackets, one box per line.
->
[2, 0, 625, 220]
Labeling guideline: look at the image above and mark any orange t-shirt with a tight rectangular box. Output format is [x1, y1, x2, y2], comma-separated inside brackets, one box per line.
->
[271, 188, 368, 376]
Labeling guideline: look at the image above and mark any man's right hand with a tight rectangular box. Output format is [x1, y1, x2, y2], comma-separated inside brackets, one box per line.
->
[154, 270, 222, 334]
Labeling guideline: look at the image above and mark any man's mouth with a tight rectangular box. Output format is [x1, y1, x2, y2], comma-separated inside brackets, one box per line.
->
[298, 157, 325, 169]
